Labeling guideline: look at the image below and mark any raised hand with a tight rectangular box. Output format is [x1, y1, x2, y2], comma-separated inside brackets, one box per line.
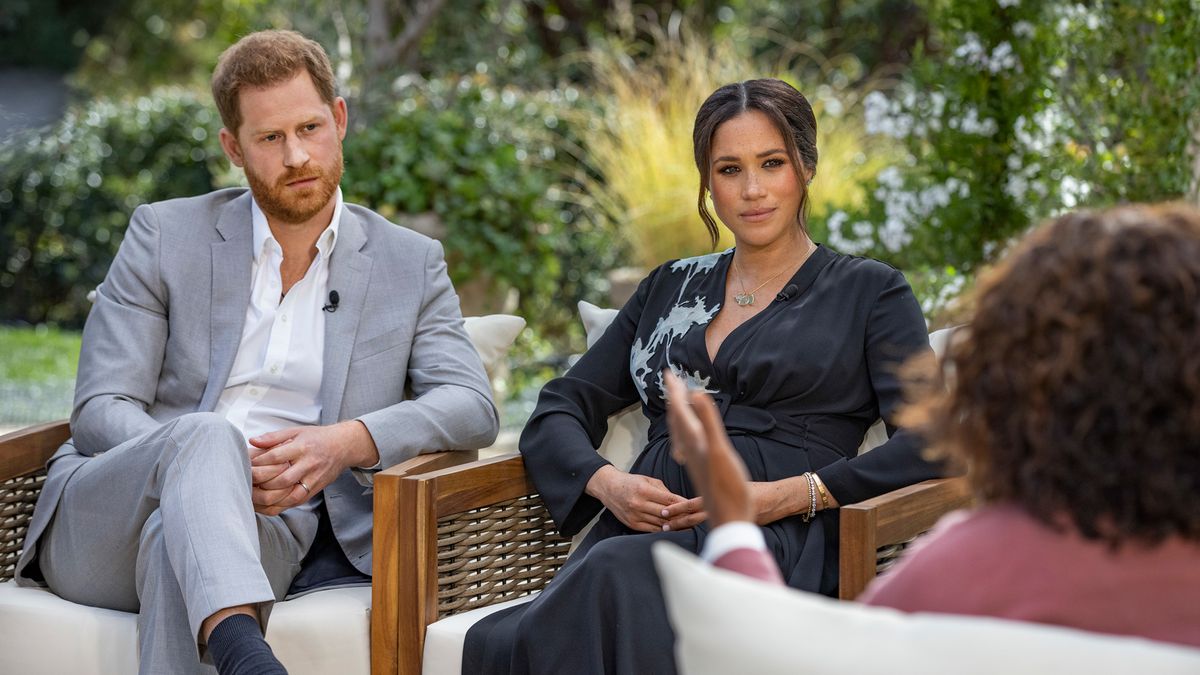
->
[664, 371, 754, 528]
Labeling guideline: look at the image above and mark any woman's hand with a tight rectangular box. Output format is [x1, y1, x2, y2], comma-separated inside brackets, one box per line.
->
[586, 465, 689, 533]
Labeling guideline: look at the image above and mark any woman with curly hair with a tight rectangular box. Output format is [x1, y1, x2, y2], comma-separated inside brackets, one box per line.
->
[668, 203, 1200, 646]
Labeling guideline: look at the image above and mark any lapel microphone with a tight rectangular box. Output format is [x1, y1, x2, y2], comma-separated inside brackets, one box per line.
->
[775, 284, 799, 302]
[323, 290, 340, 312]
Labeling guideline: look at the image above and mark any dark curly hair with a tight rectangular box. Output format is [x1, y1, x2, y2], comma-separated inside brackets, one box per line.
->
[902, 203, 1200, 547]
[692, 79, 818, 247]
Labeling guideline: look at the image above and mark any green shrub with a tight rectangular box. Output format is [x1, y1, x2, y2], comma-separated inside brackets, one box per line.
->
[343, 76, 620, 344]
[1, 80, 619, 350]
[0, 88, 223, 326]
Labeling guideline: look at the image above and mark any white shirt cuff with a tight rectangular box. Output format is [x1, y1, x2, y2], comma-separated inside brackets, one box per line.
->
[350, 461, 382, 487]
[700, 521, 768, 564]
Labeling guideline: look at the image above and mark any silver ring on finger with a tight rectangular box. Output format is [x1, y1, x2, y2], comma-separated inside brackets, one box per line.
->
[298, 480, 311, 493]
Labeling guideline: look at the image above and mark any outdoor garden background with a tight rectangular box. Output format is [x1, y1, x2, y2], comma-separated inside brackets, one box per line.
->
[2, 0, 1197, 439]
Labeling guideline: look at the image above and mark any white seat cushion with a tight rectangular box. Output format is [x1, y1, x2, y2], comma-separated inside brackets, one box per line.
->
[0, 581, 371, 675]
[0, 582, 138, 675]
[653, 543, 1200, 675]
[421, 595, 536, 675]
[266, 586, 371, 675]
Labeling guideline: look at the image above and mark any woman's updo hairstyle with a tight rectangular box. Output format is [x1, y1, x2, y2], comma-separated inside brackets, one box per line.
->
[692, 78, 819, 247]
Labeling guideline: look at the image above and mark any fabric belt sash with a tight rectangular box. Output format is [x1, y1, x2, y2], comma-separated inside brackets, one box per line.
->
[646, 400, 866, 458]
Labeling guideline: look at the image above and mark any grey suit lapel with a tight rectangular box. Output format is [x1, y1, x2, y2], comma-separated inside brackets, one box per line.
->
[320, 209, 372, 424]
[199, 194, 254, 412]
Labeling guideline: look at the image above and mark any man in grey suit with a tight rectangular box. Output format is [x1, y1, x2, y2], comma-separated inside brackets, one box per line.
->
[14, 30, 498, 674]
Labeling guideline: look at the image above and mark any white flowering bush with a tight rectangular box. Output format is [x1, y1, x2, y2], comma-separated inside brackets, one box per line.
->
[810, 0, 1200, 321]
[812, 0, 1057, 322]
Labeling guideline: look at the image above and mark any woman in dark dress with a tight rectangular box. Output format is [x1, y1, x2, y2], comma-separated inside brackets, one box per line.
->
[464, 79, 941, 674]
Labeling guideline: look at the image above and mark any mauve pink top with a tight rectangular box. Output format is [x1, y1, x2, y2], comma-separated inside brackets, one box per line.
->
[859, 504, 1200, 648]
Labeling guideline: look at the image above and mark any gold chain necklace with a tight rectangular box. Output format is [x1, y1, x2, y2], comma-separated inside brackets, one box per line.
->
[731, 243, 814, 306]
[732, 259, 789, 306]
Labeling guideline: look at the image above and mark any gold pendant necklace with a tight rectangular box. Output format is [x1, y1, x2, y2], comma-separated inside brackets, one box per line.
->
[732, 259, 787, 306]
[731, 242, 815, 306]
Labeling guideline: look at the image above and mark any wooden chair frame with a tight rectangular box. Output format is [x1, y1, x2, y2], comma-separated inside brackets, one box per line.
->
[370, 452, 973, 675]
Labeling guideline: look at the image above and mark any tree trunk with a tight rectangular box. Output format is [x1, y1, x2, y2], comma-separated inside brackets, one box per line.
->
[361, 0, 449, 121]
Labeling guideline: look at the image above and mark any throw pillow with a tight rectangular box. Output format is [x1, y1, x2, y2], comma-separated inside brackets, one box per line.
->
[653, 543, 1200, 675]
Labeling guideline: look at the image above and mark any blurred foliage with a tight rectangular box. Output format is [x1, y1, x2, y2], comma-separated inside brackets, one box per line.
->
[578, 21, 897, 268]
[0, 89, 224, 326]
[0, 79, 619, 346]
[70, 0, 311, 94]
[823, 1, 1053, 273]
[0, 0, 117, 71]
[8, 0, 1198, 341]
[344, 75, 619, 344]
[819, 0, 1200, 322]
[59, 1, 931, 117]
[1049, 1, 1200, 205]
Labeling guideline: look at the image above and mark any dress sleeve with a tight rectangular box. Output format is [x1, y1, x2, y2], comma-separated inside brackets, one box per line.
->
[815, 268, 943, 505]
[519, 267, 663, 535]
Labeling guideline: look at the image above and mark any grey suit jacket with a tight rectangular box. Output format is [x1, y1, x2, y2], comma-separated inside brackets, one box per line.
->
[18, 188, 498, 580]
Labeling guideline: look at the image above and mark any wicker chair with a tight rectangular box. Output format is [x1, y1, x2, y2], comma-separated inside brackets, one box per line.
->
[0, 420, 477, 675]
[1, 421, 971, 675]
[371, 451, 972, 675]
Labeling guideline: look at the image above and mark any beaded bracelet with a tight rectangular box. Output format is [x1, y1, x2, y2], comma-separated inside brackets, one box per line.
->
[801, 472, 818, 523]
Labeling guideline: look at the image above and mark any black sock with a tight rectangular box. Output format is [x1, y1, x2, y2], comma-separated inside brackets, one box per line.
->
[206, 613, 288, 675]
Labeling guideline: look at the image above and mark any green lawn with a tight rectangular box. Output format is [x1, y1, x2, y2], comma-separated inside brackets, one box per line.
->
[0, 326, 81, 426]
[0, 326, 82, 382]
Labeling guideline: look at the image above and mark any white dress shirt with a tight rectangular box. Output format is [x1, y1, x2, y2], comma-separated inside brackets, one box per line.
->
[214, 189, 344, 511]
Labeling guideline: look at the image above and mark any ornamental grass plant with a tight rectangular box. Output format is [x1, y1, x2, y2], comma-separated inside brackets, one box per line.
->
[574, 20, 897, 270]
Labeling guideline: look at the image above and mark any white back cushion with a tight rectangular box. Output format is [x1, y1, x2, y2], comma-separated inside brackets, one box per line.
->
[462, 314, 526, 382]
[653, 543, 1200, 675]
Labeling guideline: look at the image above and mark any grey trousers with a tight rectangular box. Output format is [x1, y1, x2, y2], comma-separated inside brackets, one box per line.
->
[36, 412, 319, 674]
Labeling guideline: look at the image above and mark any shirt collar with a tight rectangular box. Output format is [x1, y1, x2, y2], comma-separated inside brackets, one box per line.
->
[250, 186, 343, 260]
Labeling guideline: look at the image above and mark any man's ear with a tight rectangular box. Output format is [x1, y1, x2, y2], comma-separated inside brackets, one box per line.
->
[333, 96, 348, 141]
[218, 127, 245, 168]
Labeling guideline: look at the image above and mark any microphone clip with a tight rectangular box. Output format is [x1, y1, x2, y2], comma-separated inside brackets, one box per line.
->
[322, 290, 340, 313]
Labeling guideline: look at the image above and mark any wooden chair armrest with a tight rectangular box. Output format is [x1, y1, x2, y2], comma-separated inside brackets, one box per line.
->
[372, 452, 565, 675]
[0, 420, 70, 482]
[838, 476, 973, 600]
[376, 449, 481, 481]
